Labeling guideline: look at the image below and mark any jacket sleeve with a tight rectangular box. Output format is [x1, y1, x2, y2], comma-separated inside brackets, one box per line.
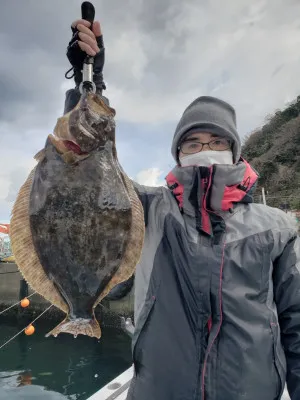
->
[63, 88, 162, 300]
[273, 231, 300, 400]
[105, 182, 161, 300]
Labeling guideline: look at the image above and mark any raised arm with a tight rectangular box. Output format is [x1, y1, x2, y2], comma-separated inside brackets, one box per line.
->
[63, 17, 163, 300]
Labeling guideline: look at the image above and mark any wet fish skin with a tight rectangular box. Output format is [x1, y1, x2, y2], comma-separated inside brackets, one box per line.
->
[29, 139, 132, 323]
[54, 91, 116, 154]
[10, 92, 145, 339]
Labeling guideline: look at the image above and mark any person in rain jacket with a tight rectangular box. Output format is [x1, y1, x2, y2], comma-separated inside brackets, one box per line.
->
[63, 17, 300, 400]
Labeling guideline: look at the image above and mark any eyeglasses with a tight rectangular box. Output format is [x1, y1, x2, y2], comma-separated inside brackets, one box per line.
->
[178, 138, 232, 154]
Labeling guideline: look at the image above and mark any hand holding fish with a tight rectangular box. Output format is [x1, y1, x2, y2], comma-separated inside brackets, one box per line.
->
[9, 3, 145, 340]
[10, 89, 145, 339]
[70, 19, 101, 57]
[66, 16, 105, 90]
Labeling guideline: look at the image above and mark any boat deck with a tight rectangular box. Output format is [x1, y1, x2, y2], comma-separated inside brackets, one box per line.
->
[87, 365, 290, 400]
[88, 366, 133, 400]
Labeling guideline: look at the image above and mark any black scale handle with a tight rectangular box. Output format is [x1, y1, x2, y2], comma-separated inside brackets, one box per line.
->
[80, 2, 96, 93]
[81, 1, 95, 29]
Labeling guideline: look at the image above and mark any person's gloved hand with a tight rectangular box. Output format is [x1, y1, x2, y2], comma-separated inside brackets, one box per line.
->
[66, 19, 106, 91]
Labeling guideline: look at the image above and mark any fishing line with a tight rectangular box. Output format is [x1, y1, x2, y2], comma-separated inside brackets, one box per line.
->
[0, 304, 53, 350]
[0, 292, 37, 316]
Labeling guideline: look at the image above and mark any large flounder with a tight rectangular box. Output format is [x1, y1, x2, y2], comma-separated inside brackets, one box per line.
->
[10, 92, 145, 339]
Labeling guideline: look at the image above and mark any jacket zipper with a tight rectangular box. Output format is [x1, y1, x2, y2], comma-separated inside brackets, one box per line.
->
[200, 241, 226, 400]
[199, 168, 212, 236]
[200, 166, 226, 400]
[195, 168, 213, 400]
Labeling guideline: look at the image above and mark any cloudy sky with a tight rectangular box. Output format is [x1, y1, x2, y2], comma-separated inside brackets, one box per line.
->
[1, 0, 300, 222]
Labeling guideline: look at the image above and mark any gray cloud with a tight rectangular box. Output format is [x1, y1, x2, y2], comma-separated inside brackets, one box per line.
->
[5, 166, 34, 202]
[2, 0, 300, 130]
[1, 0, 300, 220]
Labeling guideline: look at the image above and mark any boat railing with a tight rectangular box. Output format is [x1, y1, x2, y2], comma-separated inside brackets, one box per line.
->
[87, 365, 133, 400]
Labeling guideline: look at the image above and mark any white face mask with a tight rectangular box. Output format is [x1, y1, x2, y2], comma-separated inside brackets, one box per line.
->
[179, 150, 233, 167]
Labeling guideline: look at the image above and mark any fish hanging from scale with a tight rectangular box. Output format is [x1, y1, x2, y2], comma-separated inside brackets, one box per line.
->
[9, 2, 145, 339]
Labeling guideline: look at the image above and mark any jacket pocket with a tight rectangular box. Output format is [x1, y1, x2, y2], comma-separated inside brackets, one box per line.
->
[270, 322, 286, 398]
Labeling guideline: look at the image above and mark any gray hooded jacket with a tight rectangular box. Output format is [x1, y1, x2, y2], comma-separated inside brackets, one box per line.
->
[64, 89, 300, 400]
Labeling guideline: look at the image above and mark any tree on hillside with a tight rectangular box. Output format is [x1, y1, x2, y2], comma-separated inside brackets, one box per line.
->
[241, 97, 300, 209]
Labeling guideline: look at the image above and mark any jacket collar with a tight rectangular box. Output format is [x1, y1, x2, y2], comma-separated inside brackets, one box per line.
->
[165, 158, 259, 235]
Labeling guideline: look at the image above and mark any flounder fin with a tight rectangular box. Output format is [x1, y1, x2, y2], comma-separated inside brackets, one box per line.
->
[34, 148, 46, 162]
[9, 167, 68, 313]
[45, 316, 101, 339]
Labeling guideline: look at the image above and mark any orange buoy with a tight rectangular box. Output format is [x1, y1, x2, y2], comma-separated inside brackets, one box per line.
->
[20, 298, 30, 308]
[24, 325, 35, 335]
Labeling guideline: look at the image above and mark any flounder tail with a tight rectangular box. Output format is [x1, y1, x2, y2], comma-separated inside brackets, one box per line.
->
[45, 316, 101, 339]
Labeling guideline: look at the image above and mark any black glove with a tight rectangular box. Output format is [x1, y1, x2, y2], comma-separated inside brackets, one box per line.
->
[65, 23, 106, 92]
